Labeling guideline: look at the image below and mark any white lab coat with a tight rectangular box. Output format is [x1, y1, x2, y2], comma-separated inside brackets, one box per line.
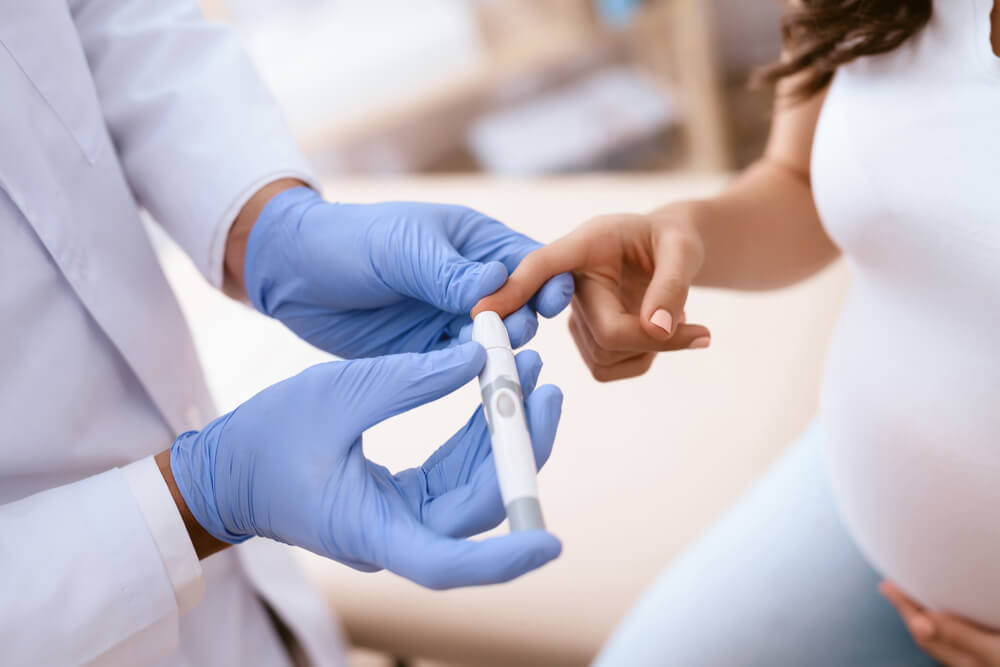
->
[0, 1, 347, 665]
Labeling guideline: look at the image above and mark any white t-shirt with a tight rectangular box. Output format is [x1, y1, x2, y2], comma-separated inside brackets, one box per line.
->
[813, 0, 1000, 626]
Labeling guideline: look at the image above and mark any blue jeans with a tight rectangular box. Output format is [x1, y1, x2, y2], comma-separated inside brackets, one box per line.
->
[593, 422, 938, 667]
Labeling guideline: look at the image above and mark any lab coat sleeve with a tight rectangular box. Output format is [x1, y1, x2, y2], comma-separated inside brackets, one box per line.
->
[67, 0, 319, 288]
[0, 458, 203, 666]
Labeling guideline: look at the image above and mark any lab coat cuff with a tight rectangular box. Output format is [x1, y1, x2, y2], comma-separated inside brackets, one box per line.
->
[207, 169, 323, 290]
[123, 456, 205, 614]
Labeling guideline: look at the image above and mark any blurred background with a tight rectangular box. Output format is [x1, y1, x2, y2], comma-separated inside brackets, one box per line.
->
[198, 0, 782, 178]
[168, 2, 850, 666]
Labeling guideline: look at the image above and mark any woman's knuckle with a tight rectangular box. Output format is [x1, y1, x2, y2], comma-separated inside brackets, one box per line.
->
[592, 347, 620, 365]
[661, 226, 704, 264]
[660, 275, 690, 298]
[582, 214, 614, 230]
[589, 323, 615, 349]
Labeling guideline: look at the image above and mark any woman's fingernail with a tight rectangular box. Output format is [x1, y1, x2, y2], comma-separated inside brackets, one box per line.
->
[911, 615, 935, 639]
[650, 309, 673, 335]
[688, 336, 711, 350]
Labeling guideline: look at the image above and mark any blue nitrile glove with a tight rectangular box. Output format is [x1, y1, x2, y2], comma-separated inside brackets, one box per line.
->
[243, 187, 575, 358]
[169, 342, 563, 589]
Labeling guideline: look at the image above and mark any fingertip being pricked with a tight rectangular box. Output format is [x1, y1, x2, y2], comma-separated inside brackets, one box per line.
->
[473, 286, 528, 320]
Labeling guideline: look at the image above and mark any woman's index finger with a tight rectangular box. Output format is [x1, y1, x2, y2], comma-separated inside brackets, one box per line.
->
[472, 234, 591, 318]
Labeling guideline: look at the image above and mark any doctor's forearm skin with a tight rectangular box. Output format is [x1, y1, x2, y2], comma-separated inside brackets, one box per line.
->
[224, 178, 309, 296]
[155, 449, 229, 559]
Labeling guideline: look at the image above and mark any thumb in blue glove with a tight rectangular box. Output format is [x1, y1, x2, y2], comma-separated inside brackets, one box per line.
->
[169, 342, 563, 589]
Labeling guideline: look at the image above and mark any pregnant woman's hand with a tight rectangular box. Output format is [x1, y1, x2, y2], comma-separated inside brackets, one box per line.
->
[474, 208, 712, 382]
[881, 581, 1000, 666]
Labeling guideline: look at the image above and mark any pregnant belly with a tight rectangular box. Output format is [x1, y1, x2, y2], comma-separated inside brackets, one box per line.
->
[819, 288, 1000, 628]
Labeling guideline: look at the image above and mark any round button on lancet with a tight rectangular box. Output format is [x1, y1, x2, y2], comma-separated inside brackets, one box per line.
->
[495, 391, 517, 418]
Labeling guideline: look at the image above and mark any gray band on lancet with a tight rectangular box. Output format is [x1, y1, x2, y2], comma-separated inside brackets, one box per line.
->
[506, 497, 545, 532]
[481, 376, 523, 435]
[480, 376, 522, 406]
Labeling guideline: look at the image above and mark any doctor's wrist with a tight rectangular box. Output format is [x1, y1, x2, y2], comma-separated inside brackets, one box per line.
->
[241, 185, 326, 316]
[155, 448, 229, 560]
[224, 177, 309, 297]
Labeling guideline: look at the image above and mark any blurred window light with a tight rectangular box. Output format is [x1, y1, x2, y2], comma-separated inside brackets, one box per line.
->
[226, 0, 486, 138]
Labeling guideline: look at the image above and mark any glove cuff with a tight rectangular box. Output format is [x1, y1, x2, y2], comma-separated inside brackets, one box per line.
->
[244, 186, 324, 315]
[169, 421, 253, 545]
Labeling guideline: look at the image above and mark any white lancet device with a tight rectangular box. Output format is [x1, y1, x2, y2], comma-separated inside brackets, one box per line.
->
[472, 311, 546, 532]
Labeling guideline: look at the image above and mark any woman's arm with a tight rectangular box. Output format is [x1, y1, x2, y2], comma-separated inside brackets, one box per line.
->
[474, 79, 838, 381]
[679, 81, 838, 290]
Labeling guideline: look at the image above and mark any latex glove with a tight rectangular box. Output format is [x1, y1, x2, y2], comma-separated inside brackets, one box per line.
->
[169, 343, 563, 589]
[244, 187, 574, 358]
[474, 212, 712, 382]
[881, 581, 1000, 666]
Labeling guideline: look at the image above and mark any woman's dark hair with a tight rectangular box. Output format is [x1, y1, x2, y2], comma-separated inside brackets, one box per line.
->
[756, 0, 933, 99]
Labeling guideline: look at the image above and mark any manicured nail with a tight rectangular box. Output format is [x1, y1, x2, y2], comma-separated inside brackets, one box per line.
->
[910, 615, 935, 639]
[650, 309, 673, 335]
[688, 336, 711, 350]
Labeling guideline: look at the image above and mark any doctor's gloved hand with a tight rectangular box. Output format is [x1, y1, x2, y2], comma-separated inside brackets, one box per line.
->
[167, 343, 564, 589]
[242, 186, 574, 358]
[474, 211, 713, 382]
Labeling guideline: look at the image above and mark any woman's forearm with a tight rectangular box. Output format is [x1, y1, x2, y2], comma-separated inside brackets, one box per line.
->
[657, 160, 839, 291]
